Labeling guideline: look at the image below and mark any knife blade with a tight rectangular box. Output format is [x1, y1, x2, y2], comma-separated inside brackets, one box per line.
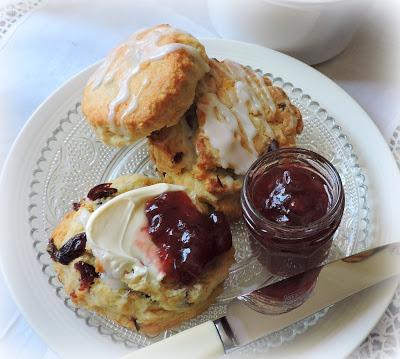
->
[122, 242, 400, 359]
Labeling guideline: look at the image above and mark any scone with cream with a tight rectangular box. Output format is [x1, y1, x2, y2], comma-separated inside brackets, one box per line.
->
[149, 59, 303, 218]
[47, 174, 234, 335]
[82, 24, 210, 146]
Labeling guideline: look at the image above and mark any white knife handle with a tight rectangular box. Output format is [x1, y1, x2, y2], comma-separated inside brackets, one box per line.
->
[121, 321, 225, 359]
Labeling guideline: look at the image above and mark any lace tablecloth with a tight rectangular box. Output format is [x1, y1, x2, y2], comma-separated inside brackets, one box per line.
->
[0, 0, 399, 358]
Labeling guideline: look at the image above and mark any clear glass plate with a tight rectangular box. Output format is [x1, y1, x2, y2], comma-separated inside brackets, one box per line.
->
[30, 72, 370, 352]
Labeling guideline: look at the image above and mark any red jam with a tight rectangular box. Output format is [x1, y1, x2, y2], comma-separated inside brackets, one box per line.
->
[252, 267, 321, 307]
[251, 165, 330, 226]
[241, 148, 344, 313]
[145, 191, 232, 285]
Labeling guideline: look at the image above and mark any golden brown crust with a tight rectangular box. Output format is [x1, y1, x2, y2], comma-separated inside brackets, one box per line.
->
[162, 170, 243, 218]
[194, 60, 275, 171]
[148, 59, 303, 218]
[49, 174, 234, 335]
[267, 86, 303, 146]
[148, 119, 196, 175]
[82, 25, 209, 147]
[140, 283, 224, 335]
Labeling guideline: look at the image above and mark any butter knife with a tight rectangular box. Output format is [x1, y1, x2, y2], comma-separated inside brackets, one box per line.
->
[122, 242, 400, 359]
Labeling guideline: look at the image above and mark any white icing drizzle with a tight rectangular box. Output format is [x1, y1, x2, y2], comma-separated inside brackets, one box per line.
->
[254, 71, 276, 113]
[121, 78, 149, 120]
[234, 81, 258, 155]
[88, 26, 209, 132]
[107, 72, 132, 127]
[199, 60, 277, 175]
[223, 60, 276, 114]
[199, 93, 258, 175]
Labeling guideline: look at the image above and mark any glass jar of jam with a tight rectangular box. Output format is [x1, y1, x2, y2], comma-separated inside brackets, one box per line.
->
[241, 148, 345, 313]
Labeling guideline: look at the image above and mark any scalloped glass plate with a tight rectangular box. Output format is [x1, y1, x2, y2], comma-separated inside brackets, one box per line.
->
[28, 66, 371, 354]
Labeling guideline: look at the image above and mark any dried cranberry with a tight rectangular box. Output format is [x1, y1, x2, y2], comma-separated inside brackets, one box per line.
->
[185, 104, 197, 129]
[47, 239, 58, 262]
[267, 139, 279, 153]
[216, 176, 223, 187]
[87, 183, 117, 201]
[74, 261, 99, 290]
[173, 152, 184, 164]
[278, 103, 287, 111]
[145, 191, 232, 285]
[149, 130, 164, 142]
[131, 317, 140, 331]
[47, 233, 87, 265]
[72, 202, 81, 211]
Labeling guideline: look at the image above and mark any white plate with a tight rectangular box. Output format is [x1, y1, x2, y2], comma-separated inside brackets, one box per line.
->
[0, 38, 399, 358]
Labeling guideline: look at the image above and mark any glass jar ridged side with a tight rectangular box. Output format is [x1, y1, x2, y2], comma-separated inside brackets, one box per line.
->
[241, 148, 345, 314]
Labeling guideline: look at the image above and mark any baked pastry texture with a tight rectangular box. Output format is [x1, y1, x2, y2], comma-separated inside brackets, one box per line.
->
[47, 174, 234, 335]
[82, 24, 210, 147]
[149, 59, 303, 218]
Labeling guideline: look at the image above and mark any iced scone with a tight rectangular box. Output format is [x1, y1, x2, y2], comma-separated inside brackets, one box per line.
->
[47, 174, 234, 335]
[149, 59, 303, 218]
[82, 24, 209, 147]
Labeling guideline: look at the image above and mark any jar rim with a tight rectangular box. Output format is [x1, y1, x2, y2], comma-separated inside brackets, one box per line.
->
[241, 147, 345, 235]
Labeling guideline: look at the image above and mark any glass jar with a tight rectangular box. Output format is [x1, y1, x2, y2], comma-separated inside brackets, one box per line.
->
[241, 148, 345, 313]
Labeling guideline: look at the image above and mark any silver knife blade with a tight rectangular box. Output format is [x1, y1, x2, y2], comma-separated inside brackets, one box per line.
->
[215, 241, 400, 351]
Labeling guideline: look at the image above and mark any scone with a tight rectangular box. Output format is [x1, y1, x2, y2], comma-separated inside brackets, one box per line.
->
[149, 59, 303, 218]
[82, 24, 210, 147]
[47, 174, 234, 336]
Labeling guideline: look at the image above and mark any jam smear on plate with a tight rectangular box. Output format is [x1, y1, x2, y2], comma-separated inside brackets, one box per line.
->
[145, 191, 232, 285]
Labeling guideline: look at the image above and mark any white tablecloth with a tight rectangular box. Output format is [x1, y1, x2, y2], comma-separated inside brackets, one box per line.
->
[0, 0, 399, 357]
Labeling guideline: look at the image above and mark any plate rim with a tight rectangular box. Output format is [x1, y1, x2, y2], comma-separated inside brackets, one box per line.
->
[0, 38, 399, 358]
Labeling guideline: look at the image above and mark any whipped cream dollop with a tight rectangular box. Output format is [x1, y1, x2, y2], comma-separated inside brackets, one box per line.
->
[85, 183, 185, 284]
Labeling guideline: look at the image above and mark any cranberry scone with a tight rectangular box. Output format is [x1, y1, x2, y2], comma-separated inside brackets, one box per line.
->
[47, 174, 234, 335]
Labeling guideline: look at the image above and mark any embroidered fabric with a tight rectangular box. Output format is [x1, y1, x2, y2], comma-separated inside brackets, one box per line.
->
[350, 127, 400, 358]
[350, 285, 400, 358]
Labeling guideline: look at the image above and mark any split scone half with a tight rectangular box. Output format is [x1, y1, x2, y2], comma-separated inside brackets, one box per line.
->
[148, 59, 303, 218]
[47, 174, 234, 336]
